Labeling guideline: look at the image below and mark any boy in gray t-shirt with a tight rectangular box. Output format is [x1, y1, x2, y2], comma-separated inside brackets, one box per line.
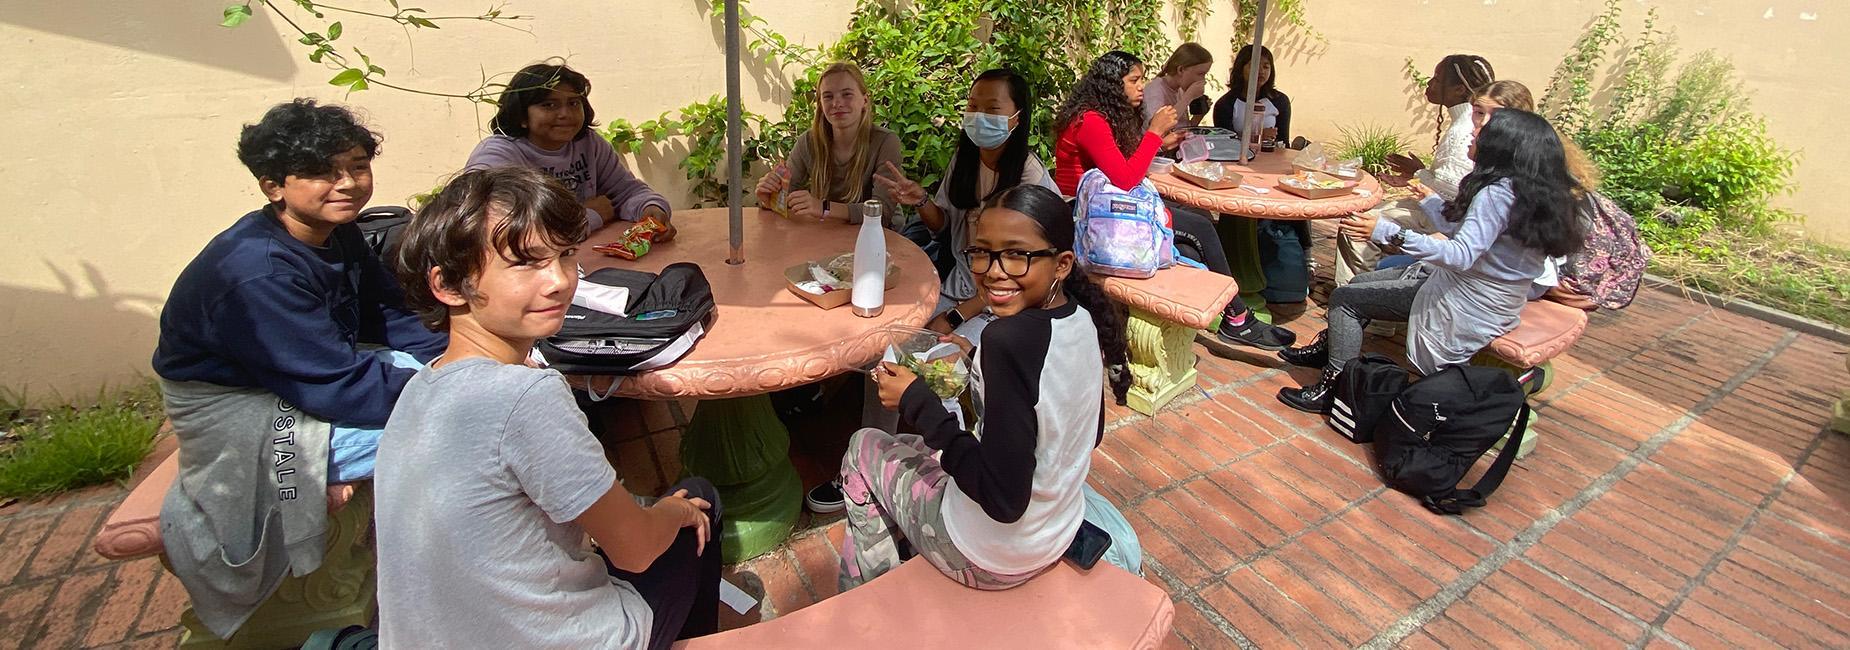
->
[376, 167, 720, 650]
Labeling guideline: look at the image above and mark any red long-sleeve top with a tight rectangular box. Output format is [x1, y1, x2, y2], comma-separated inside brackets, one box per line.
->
[1053, 111, 1162, 196]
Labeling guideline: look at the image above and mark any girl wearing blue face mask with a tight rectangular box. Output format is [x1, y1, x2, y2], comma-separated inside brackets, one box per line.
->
[875, 69, 1058, 334]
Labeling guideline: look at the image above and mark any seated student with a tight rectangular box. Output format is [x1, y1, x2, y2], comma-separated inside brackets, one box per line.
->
[1335, 54, 1495, 285]
[871, 68, 1057, 335]
[378, 166, 721, 650]
[1143, 42, 1215, 130]
[151, 99, 446, 637]
[1053, 50, 1294, 351]
[755, 62, 905, 230]
[1465, 80, 1608, 304]
[1275, 110, 1585, 412]
[466, 60, 676, 241]
[842, 183, 1129, 590]
[1212, 44, 1311, 307]
[1211, 44, 1291, 147]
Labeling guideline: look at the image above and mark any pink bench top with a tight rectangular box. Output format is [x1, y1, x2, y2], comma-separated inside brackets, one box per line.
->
[1098, 266, 1239, 330]
[673, 556, 1174, 649]
[92, 433, 356, 561]
[1486, 299, 1591, 368]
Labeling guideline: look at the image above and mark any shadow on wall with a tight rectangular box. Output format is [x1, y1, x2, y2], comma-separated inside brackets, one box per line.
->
[689, 0, 801, 105]
[1, 262, 164, 408]
[2, 0, 296, 81]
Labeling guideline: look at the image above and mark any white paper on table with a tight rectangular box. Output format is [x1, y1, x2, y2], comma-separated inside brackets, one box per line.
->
[718, 577, 758, 614]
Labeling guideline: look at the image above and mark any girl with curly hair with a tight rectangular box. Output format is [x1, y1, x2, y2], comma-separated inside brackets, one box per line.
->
[1053, 50, 1296, 351]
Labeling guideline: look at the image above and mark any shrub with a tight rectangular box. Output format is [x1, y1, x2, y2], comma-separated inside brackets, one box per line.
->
[1328, 123, 1413, 176]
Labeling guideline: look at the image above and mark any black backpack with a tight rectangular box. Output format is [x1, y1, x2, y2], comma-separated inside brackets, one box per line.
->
[1371, 365, 1531, 516]
[355, 205, 413, 259]
[1329, 354, 1410, 444]
[538, 263, 716, 375]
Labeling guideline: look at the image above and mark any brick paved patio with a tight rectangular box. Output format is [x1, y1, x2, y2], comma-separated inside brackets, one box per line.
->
[1, 233, 1845, 648]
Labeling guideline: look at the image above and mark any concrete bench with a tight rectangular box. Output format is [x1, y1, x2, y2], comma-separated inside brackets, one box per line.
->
[92, 433, 376, 649]
[675, 555, 1174, 648]
[1469, 298, 1591, 458]
[1097, 267, 1240, 414]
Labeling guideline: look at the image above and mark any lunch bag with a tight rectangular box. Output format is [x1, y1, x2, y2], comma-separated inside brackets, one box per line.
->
[1559, 191, 1649, 311]
[1072, 168, 1174, 279]
[538, 263, 716, 376]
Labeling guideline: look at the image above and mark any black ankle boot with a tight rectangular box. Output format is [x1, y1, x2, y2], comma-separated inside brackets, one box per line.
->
[1277, 367, 1341, 414]
[1278, 330, 1329, 369]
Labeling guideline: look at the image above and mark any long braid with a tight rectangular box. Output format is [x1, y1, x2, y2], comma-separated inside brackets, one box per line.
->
[1063, 272, 1131, 405]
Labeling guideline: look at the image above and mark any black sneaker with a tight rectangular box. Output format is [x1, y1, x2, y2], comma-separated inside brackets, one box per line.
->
[805, 480, 845, 514]
[1216, 317, 1297, 352]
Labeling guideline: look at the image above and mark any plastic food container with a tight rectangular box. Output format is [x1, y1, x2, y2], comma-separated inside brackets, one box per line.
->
[860, 325, 970, 399]
[1150, 156, 1176, 176]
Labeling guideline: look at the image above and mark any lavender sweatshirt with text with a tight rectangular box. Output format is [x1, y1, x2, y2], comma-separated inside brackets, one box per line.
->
[465, 133, 671, 232]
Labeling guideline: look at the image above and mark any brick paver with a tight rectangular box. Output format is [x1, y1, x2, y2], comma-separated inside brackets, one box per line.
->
[1, 226, 1845, 648]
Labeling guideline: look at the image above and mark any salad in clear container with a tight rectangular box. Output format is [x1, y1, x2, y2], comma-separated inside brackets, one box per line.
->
[860, 325, 970, 399]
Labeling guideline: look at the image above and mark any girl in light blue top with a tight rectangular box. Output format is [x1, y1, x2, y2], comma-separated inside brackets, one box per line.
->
[1276, 109, 1586, 413]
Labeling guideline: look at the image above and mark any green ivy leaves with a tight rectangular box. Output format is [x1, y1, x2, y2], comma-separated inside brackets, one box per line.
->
[221, 4, 253, 28]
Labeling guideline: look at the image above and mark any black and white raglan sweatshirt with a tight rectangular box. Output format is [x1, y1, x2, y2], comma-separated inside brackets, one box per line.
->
[899, 301, 1104, 575]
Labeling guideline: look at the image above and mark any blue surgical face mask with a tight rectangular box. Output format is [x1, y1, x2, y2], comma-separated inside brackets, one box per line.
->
[961, 111, 1018, 149]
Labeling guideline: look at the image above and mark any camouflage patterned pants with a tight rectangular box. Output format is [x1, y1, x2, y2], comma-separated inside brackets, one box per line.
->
[837, 428, 1042, 592]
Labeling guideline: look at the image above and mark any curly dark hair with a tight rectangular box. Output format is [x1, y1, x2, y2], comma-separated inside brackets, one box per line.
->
[489, 60, 598, 139]
[985, 184, 1132, 405]
[1053, 50, 1146, 157]
[393, 167, 588, 331]
[1443, 109, 1584, 258]
[236, 98, 381, 183]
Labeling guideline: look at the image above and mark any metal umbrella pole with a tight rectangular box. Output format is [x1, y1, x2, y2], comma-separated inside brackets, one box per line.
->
[724, 0, 745, 265]
[1237, 0, 1270, 165]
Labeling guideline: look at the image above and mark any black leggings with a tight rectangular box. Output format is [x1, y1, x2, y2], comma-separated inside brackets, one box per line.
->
[602, 477, 725, 650]
[1166, 202, 1232, 276]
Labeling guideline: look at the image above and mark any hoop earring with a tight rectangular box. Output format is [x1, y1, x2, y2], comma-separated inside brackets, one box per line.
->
[1043, 279, 1063, 309]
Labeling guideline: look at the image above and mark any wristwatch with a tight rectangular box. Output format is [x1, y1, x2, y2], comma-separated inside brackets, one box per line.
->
[944, 308, 966, 329]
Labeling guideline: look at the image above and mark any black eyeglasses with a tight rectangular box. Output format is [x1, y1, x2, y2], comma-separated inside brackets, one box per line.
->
[962, 247, 1060, 277]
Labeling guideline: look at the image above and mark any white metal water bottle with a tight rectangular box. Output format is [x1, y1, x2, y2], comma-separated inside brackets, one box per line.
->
[851, 200, 887, 318]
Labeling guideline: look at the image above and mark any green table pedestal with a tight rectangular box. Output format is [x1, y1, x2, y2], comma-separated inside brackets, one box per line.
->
[1214, 214, 1272, 323]
[678, 395, 801, 564]
[1124, 307, 1201, 415]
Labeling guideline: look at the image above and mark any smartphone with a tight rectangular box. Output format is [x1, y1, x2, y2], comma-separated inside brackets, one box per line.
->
[1062, 520, 1113, 570]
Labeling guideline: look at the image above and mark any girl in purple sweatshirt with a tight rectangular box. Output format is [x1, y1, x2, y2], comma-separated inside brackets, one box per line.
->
[466, 61, 676, 239]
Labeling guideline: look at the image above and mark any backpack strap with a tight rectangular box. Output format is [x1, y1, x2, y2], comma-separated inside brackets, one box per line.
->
[1421, 402, 1531, 515]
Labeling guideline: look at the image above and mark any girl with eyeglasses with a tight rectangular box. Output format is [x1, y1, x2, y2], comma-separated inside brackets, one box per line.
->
[839, 184, 1130, 592]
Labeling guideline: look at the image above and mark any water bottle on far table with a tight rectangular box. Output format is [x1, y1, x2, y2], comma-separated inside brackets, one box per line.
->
[851, 200, 887, 318]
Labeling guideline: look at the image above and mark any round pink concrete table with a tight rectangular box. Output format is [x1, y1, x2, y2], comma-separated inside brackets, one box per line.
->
[1149, 150, 1384, 318]
[573, 207, 938, 561]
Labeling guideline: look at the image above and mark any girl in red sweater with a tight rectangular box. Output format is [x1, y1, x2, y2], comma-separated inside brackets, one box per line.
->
[1052, 51, 1295, 351]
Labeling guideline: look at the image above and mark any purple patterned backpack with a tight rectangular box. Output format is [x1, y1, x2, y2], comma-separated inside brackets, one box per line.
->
[1561, 192, 1649, 311]
[1072, 168, 1175, 278]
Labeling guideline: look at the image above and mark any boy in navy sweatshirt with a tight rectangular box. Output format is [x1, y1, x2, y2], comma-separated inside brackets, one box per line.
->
[153, 99, 445, 481]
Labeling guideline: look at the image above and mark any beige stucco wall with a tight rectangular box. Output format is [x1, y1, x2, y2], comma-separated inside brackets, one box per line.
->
[0, 0, 1836, 404]
[1269, 0, 1845, 241]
